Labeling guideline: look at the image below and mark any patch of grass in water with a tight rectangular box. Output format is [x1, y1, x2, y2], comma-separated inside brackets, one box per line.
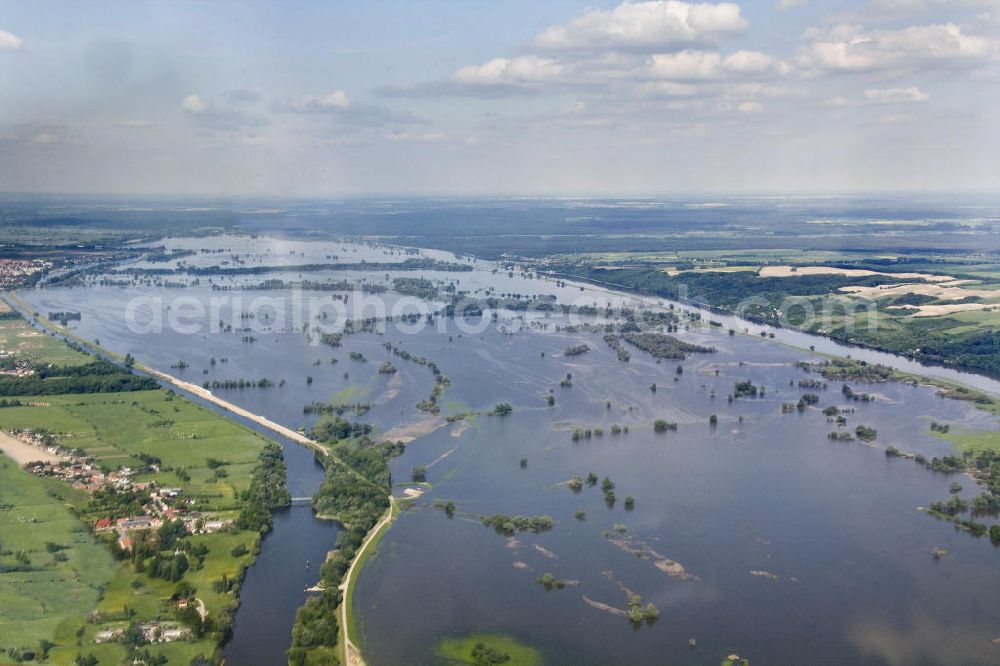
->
[933, 427, 1000, 453]
[444, 399, 471, 413]
[329, 382, 372, 405]
[436, 633, 543, 665]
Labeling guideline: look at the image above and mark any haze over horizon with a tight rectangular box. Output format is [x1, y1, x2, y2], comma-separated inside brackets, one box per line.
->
[2, 0, 1000, 196]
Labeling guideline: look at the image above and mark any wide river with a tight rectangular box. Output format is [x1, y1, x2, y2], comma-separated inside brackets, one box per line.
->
[19, 235, 1000, 665]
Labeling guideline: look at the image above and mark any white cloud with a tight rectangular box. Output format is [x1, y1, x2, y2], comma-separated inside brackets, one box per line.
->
[648, 50, 722, 80]
[386, 5, 779, 100]
[181, 94, 207, 114]
[0, 124, 74, 146]
[798, 23, 1000, 74]
[637, 122, 708, 143]
[722, 50, 790, 76]
[0, 29, 23, 52]
[378, 55, 567, 97]
[534, 1, 748, 52]
[725, 82, 800, 98]
[282, 91, 351, 113]
[276, 94, 423, 127]
[646, 49, 788, 81]
[452, 56, 564, 86]
[863, 86, 929, 103]
[777, 0, 808, 10]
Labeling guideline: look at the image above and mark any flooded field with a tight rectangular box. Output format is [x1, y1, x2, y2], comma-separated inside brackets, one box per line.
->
[18, 236, 1000, 665]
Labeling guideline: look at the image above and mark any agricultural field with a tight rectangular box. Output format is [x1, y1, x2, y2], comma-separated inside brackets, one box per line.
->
[0, 456, 113, 663]
[0, 312, 92, 368]
[0, 309, 281, 664]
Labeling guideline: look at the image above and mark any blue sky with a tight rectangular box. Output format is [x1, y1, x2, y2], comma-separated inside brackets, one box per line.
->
[1, 0, 999, 195]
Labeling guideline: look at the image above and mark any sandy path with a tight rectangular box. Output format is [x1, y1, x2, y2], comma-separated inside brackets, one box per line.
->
[338, 497, 395, 666]
[143, 368, 329, 456]
[0, 430, 62, 465]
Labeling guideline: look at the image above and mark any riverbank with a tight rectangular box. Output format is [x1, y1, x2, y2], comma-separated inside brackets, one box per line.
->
[338, 497, 397, 666]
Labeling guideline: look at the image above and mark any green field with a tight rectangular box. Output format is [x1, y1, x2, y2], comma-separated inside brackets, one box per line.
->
[0, 391, 268, 513]
[933, 422, 1000, 454]
[0, 385, 274, 664]
[0, 315, 92, 367]
[0, 456, 114, 662]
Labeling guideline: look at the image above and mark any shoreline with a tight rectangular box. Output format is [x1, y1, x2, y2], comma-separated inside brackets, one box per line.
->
[336, 497, 397, 666]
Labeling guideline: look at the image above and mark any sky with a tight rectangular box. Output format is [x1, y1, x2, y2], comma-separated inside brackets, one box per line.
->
[1, 0, 999, 196]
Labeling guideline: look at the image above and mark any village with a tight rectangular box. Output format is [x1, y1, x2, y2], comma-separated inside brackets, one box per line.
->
[14, 428, 234, 540]
[2, 426, 232, 646]
[0, 258, 51, 290]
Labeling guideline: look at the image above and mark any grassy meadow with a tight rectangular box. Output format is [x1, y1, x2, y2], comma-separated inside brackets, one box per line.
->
[0, 456, 113, 661]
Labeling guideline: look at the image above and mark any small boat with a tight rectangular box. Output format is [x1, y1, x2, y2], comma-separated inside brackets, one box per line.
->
[305, 560, 311, 570]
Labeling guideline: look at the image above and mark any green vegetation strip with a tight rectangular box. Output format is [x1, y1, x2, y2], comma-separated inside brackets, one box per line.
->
[435, 633, 543, 666]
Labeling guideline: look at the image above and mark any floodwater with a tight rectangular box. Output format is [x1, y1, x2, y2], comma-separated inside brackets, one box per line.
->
[18, 236, 1000, 665]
